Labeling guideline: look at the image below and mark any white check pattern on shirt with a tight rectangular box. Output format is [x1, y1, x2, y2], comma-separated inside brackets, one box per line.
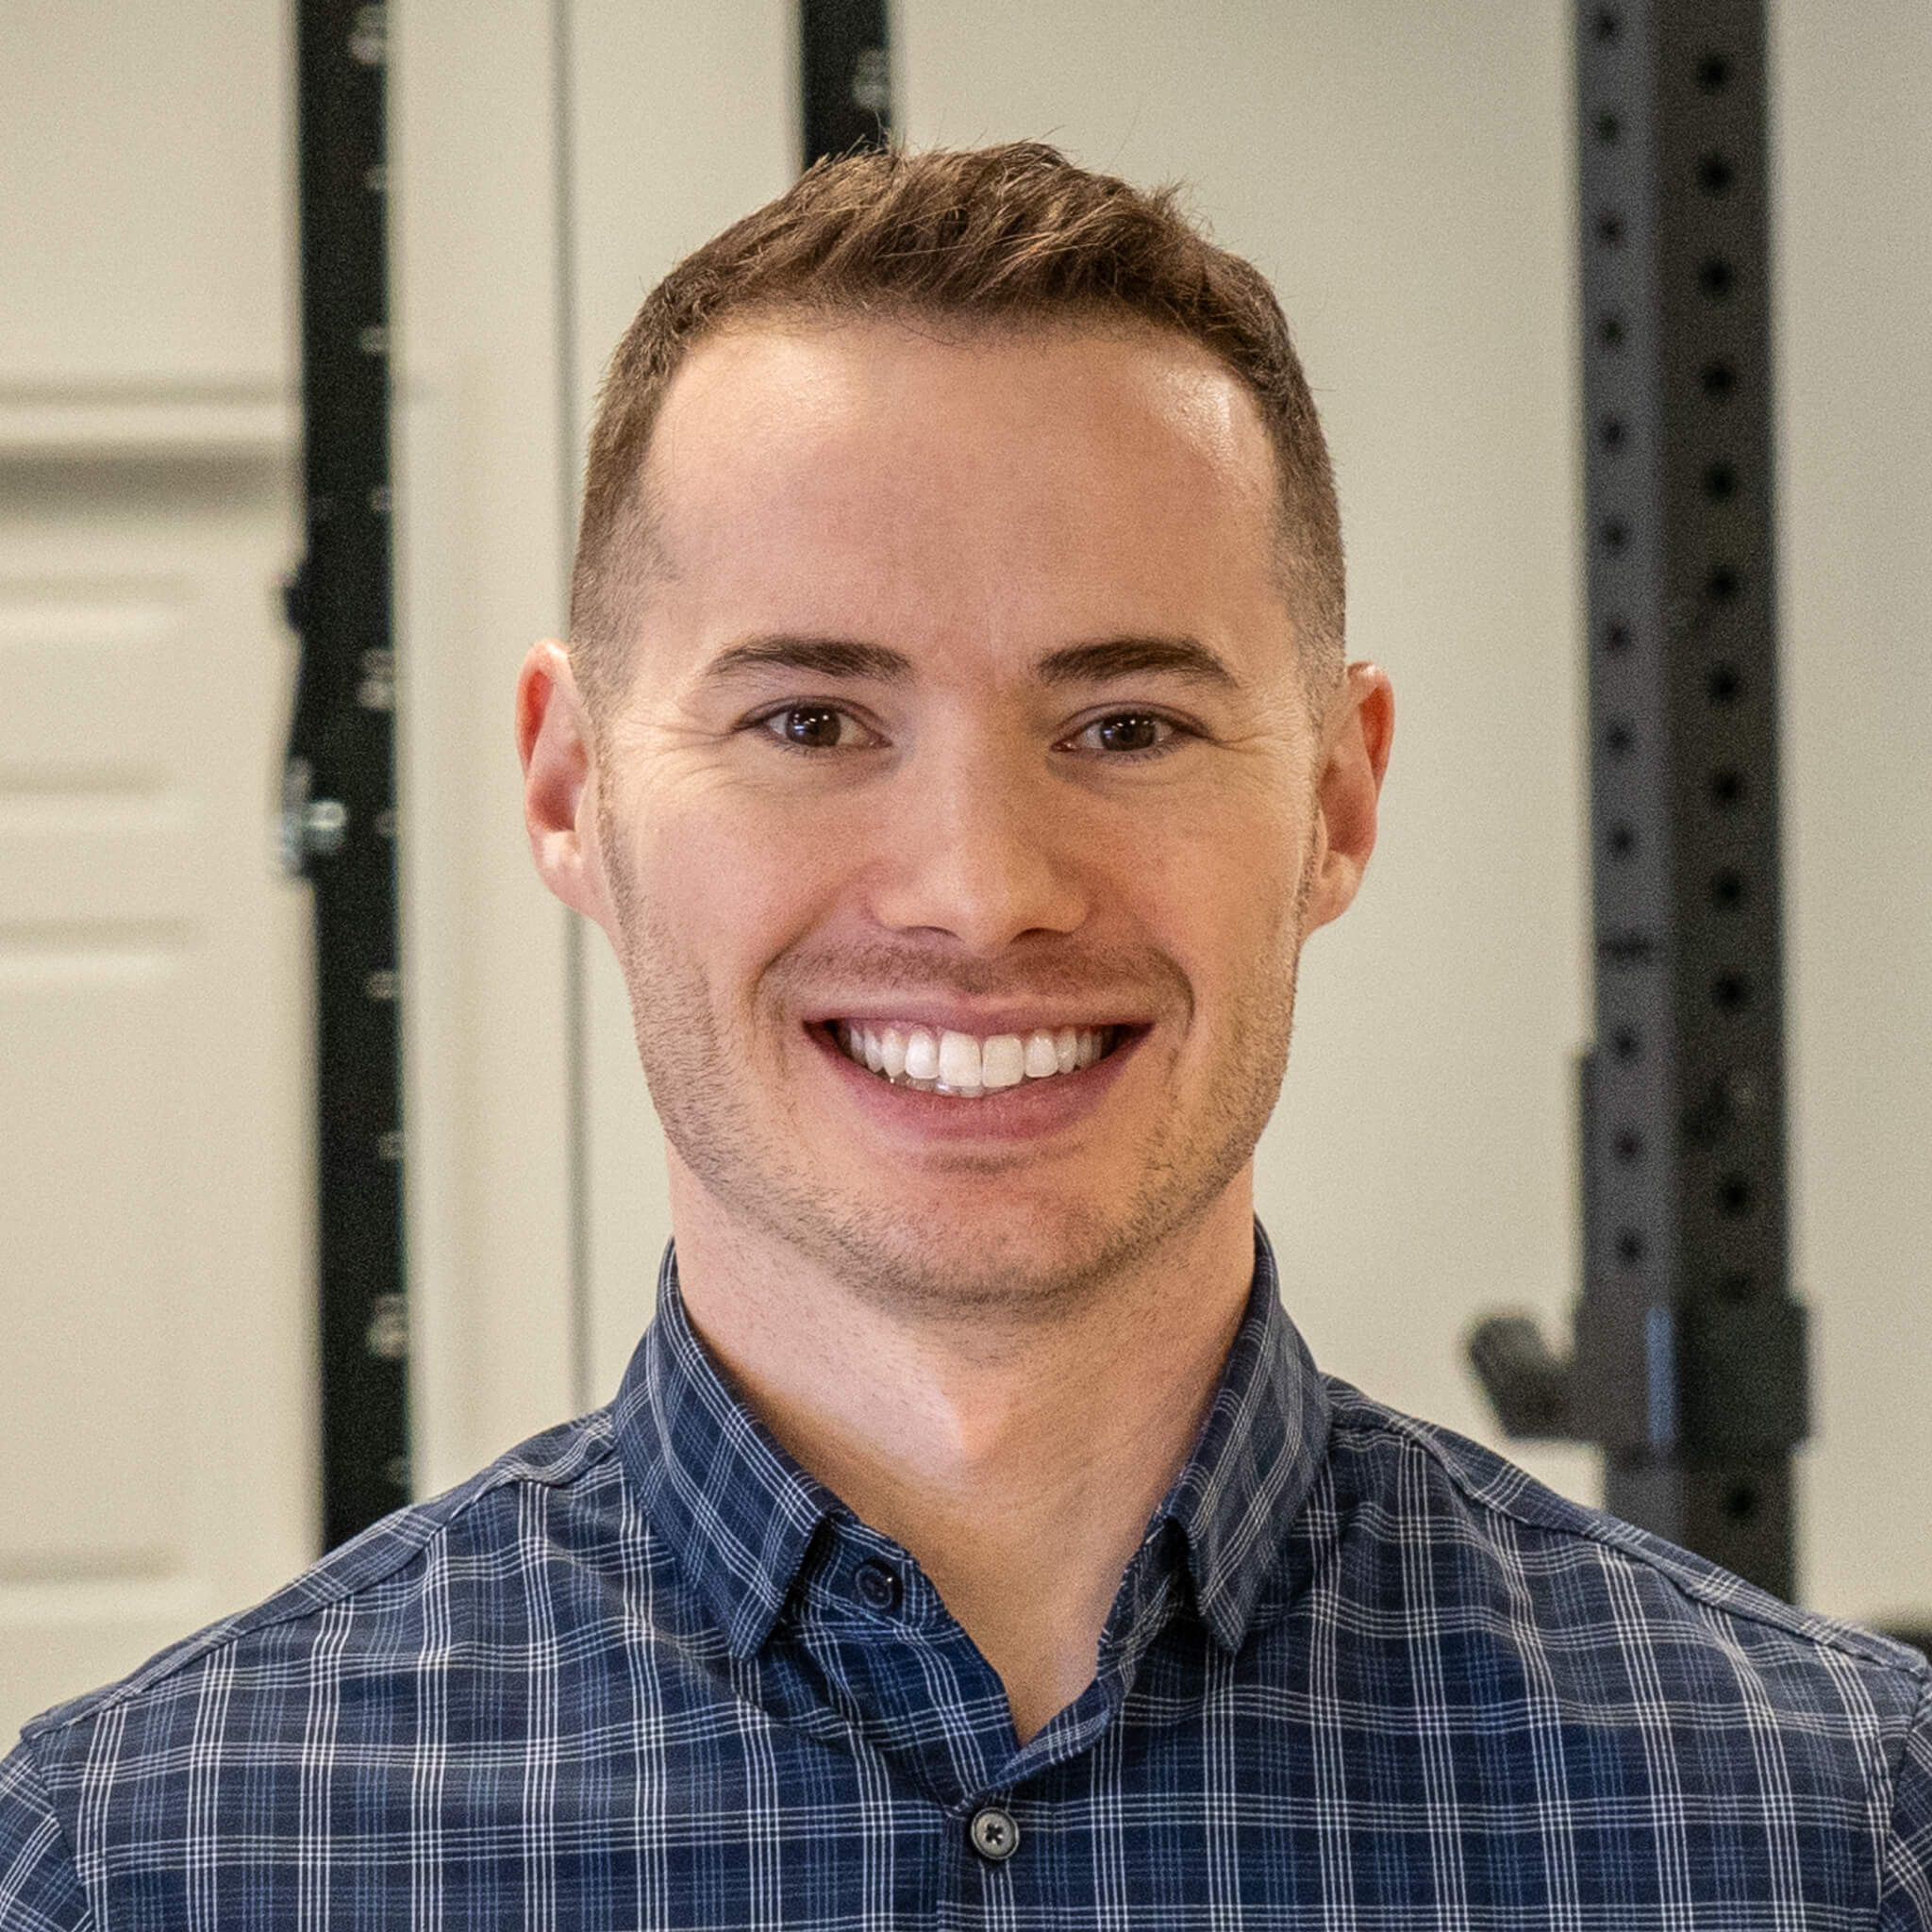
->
[3, 1229, 1929, 1928]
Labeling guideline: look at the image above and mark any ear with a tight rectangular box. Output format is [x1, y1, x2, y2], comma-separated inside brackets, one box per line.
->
[1302, 661, 1395, 934]
[516, 640, 613, 930]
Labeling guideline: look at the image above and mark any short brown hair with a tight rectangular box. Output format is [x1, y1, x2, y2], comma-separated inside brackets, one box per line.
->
[570, 142, 1343, 708]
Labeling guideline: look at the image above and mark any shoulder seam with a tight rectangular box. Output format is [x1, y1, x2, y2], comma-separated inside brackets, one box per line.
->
[23, 1422, 622, 1742]
[1325, 1391, 1931, 1683]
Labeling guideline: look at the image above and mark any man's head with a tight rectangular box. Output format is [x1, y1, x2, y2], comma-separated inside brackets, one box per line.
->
[568, 142, 1345, 722]
[520, 145, 1391, 1325]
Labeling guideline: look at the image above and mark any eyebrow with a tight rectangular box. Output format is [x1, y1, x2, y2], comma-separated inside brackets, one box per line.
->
[699, 632, 1241, 691]
[1035, 635, 1241, 691]
[699, 636, 915, 686]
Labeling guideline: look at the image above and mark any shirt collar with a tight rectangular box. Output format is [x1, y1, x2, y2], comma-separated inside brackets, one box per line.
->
[1156, 1222, 1331, 1651]
[612, 1243, 838, 1659]
[612, 1223, 1330, 1661]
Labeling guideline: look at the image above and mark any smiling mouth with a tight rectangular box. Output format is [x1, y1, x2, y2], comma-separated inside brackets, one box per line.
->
[829, 1021, 1121, 1098]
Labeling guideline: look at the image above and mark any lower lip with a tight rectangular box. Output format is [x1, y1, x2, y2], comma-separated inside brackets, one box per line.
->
[808, 1024, 1143, 1143]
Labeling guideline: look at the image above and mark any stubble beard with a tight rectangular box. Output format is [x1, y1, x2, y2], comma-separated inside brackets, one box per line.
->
[600, 812, 1313, 1328]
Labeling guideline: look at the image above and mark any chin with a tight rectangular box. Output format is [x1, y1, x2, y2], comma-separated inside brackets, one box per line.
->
[741, 1158, 1231, 1327]
[852, 1209, 1123, 1316]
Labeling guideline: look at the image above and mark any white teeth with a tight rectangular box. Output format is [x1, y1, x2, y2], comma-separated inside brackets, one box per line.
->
[980, 1034, 1026, 1089]
[903, 1027, 940, 1082]
[937, 1029, 982, 1091]
[836, 1021, 1115, 1096]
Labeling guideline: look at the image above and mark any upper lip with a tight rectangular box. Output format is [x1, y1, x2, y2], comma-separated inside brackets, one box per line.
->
[812, 1007, 1145, 1036]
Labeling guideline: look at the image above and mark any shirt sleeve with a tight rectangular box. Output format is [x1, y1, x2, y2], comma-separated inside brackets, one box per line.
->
[0, 1741, 91, 1932]
[1881, 1675, 1932, 1931]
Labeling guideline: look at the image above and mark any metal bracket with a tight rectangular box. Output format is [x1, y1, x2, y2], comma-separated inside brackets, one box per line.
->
[1467, 1315, 1575, 1441]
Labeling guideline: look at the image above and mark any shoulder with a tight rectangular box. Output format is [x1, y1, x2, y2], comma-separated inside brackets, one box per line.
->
[1318, 1374, 1928, 1725]
[0, 1740, 91, 1928]
[0, 1407, 709, 1924]
[18, 1407, 628, 1757]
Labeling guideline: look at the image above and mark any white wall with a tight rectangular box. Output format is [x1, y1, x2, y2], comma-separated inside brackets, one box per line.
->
[1772, 0, 1932, 1624]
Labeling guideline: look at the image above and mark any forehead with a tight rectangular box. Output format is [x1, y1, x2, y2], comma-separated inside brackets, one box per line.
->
[634, 317, 1287, 662]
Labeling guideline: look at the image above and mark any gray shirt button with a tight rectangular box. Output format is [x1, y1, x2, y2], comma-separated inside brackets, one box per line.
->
[969, 1806, 1020, 1861]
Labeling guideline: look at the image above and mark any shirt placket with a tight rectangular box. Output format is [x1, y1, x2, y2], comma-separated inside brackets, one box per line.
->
[786, 1517, 1191, 1924]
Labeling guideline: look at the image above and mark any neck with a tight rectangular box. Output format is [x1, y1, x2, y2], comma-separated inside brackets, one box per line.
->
[667, 1172, 1257, 1744]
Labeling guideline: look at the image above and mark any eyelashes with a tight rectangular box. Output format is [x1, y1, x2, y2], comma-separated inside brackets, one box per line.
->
[756, 705, 882, 752]
[1061, 713, 1181, 758]
[746, 703, 1196, 762]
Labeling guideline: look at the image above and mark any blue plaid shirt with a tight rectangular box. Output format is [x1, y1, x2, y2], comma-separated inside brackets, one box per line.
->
[5, 1230, 1929, 1927]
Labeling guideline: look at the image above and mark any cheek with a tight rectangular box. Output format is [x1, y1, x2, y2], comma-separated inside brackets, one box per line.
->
[1167, 878, 1302, 1018]
[628, 787, 848, 978]
[1147, 848, 1307, 1095]
[1133, 792, 1307, 963]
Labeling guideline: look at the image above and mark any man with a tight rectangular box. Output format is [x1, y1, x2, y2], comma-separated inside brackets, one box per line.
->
[3, 142, 1927, 1927]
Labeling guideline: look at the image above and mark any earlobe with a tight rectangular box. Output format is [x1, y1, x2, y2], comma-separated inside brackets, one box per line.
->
[516, 640, 610, 927]
[1304, 662, 1395, 934]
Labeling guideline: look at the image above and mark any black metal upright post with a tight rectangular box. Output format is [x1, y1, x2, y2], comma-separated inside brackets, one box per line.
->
[1472, 0, 1807, 1602]
[283, 0, 410, 1550]
[800, 0, 891, 172]
[1574, 0, 1805, 1597]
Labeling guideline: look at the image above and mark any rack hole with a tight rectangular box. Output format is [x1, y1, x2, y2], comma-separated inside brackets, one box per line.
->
[1595, 110, 1622, 144]
[1701, 359, 1737, 398]
[1592, 7, 1623, 42]
[1602, 518, 1631, 555]
[1707, 663, 1741, 704]
[1613, 1129, 1644, 1163]
[1709, 868, 1746, 909]
[1611, 1025, 1641, 1062]
[1600, 415, 1628, 451]
[1598, 312, 1628, 349]
[1616, 1228, 1645, 1265]
[1696, 152, 1736, 194]
[1709, 767, 1746, 808]
[1717, 1174, 1753, 1217]
[1716, 1270, 1757, 1305]
[1702, 462, 1738, 501]
[1605, 718, 1635, 755]
[1695, 52, 1731, 93]
[1711, 971, 1752, 1011]
[1608, 823, 1638, 858]
[1699, 258, 1737, 300]
[1707, 564, 1742, 605]
[1604, 618, 1634, 654]
[1596, 210, 1626, 247]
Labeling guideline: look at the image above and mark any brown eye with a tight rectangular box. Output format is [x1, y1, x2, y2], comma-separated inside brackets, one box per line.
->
[1079, 713, 1173, 755]
[767, 706, 852, 749]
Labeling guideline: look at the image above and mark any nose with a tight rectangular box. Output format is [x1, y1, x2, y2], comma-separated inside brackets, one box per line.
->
[869, 740, 1088, 950]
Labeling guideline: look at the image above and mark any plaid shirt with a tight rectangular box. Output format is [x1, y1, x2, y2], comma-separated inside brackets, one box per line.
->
[5, 1230, 1929, 1928]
